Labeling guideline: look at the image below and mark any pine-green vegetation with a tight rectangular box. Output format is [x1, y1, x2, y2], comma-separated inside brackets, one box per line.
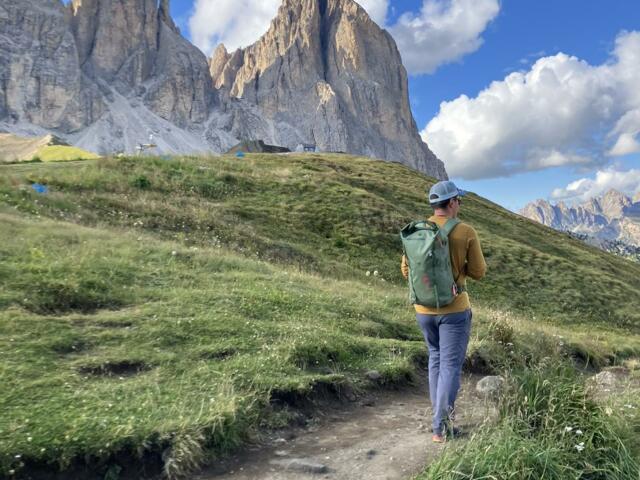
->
[1, 154, 639, 478]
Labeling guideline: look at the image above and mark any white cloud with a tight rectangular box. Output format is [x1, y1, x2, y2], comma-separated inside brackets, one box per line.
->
[550, 167, 640, 203]
[188, 0, 495, 74]
[608, 109, 640, 156]
[357, 0, 389, 26]
[388, 0, 500, 75]
[188, 0, 390, 56]
[423, 31, 640, 179]
[189, 0, 281, 54]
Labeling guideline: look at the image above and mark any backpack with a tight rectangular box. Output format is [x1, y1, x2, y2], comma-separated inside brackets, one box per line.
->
[400, 218, 462, 308]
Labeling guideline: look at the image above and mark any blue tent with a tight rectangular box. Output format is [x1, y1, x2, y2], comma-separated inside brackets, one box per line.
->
[235, 151, 245, 158]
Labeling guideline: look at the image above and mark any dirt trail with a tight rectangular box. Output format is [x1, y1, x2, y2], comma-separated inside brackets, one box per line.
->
[195, 374, 492, 480]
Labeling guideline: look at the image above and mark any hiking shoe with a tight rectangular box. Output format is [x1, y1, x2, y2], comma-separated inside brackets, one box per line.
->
[445, 426, 462, 440]
[431, 433, 445, 443]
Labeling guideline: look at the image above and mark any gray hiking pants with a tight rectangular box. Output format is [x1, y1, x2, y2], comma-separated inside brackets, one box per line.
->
[416, 309, 472, 435]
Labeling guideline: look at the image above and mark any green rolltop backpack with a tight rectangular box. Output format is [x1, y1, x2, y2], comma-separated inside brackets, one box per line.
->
[400, 218, 463, 308]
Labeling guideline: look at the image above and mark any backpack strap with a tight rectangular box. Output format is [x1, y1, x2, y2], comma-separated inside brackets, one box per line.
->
[438, 218, 461, 240]
[438, 218, 466, 293]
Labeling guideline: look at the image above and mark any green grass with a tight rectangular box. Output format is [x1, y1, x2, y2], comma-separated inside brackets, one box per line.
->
[0, 154, 639, 477]
[418, 365, 639, 480]
[0, 211, 424, 477]
[2, 153, 637, 330]
[33, 145, 99, 162]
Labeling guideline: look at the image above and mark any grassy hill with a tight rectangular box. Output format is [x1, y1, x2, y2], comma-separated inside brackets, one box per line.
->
[5, 153, 639, 329]
[34, 145, 100, 162]
[0, 133, 99, 163]
[1, 154, 639, 478]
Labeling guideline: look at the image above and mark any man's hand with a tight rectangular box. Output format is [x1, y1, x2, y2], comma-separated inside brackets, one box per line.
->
[401, 255, 409, 279]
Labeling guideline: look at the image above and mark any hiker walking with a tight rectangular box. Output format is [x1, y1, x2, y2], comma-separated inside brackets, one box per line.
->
[400, 181, 486, 443]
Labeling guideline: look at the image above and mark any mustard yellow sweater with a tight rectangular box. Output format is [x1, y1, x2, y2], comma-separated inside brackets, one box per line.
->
[401, 215, 486, 314]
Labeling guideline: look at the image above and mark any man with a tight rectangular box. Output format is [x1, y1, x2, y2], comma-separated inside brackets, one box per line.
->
[401, 180, 486, 443]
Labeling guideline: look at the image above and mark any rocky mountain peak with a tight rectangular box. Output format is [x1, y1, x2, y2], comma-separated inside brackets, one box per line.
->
[601, 189, 632, 219]
[208, 0, 447, 178]
[555, 201, 572, 217]
[586, 197, 602, 214]
[70, 0, 160, 86]
[0, 0, 446, 179]
[158, 0, 180, 34]
[520, 191, 640, 248]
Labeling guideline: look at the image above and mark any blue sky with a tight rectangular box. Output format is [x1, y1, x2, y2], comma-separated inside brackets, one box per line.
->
[168, 0, 640, 210]
[406, 0, 640, 210]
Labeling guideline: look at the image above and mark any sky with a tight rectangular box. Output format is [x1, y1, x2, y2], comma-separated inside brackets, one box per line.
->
[166, 0, 640, 211]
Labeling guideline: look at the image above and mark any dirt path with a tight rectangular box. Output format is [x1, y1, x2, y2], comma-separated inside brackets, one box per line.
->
[194, 374, 491, 480]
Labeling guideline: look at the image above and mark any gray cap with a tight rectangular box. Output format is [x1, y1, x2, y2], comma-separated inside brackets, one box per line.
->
[428, 181, 467, 204]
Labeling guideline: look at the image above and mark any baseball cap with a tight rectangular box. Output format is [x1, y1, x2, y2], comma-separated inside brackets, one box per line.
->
[428, 181, 467, 204]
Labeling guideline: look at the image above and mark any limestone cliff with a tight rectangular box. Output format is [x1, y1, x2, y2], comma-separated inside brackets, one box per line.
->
[70, 0, 212, 127]
[0, 0, 447, 179]
[0, 0, 103, 131]
[520, 190, 640, 247]
[209, 0, 447, 178]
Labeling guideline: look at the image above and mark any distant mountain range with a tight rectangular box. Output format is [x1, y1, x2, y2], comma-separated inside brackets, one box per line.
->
[520, 189, 640, 260]
[0, 0, 447, 179]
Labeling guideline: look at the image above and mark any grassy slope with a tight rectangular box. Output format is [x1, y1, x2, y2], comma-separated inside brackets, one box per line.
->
[1, 154, 639, 476]
[0, 211, 422, 475]
[0, 133, 99, 163]
[5, 153, 639, 329]
[35, 145, 100, 162]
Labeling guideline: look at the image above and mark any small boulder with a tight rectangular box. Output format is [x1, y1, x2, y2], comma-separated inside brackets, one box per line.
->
[593, 371, 617, 388]
[591, 367, 630, 390]
[285, 458, 328, 474]
[476, 375, 505, 397]
[365, 370, 382, 381]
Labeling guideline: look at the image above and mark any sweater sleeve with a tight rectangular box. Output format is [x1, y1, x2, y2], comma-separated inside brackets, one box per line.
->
[401, 254, 409, 279]
[466, 227, 487, 280]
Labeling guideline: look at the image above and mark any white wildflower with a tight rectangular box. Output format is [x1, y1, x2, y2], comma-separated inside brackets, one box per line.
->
[575, 430, 583, 435]
[575, 442, 585, 452]
[171, 251, 178, 256]
[564, 426, 573, 432]
[373, 270, 379, 277]
[366, 271, 371, 277]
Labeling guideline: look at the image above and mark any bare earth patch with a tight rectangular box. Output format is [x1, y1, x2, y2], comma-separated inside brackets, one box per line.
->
[195, 374, 492, 480]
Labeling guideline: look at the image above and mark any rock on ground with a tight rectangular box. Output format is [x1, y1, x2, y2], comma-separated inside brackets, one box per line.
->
[475, 375, 505, 397]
